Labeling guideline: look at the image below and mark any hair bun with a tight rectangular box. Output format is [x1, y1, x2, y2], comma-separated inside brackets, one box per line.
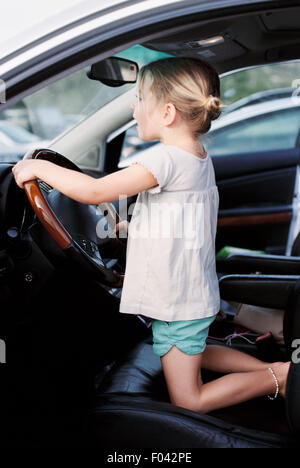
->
[204, 94, 219, 111]
[204, 94, 223, 120]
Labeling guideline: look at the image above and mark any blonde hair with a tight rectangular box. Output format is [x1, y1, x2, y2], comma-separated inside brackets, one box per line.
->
[138, 57, 225, 136]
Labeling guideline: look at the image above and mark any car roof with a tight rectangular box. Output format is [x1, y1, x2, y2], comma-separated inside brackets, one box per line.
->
[0, 0, 129, 60]
[1, 1, 300, 74]
[143, 3, 300, 74]
[1, 0, 300, 112]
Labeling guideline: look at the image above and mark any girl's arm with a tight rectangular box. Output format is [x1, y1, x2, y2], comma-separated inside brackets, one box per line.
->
[12, 159, 159, 205]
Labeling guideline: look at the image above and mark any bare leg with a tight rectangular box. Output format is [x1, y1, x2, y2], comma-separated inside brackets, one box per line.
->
[201, 344, 284, 374]
[160, 345, 290, 414]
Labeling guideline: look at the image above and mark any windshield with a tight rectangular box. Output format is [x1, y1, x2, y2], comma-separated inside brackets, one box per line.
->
[0, 44, 172, 162]
[0, 121, 40, 143]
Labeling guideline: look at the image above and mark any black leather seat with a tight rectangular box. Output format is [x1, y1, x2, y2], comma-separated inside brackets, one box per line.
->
[87, 274, 300, 448]
[88, 335, 294, 448]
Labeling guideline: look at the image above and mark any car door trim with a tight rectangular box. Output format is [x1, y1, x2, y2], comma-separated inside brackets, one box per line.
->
[218, 210, 292, 227]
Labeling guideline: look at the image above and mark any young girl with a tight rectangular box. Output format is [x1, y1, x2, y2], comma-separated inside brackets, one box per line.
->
[12, 57, 290, 414]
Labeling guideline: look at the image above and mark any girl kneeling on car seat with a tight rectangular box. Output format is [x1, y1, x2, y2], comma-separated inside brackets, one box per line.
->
[12, 56, 291, 413]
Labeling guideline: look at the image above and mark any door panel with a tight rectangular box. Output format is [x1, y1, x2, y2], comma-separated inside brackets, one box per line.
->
[217, 166, 295, 208]
[213, 148, 300, 255]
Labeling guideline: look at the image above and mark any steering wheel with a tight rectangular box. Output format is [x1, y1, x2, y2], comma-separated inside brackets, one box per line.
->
[22, 148, 125, 288]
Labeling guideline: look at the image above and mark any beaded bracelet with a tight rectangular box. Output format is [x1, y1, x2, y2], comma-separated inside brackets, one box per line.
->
[267, 367, 279, 400]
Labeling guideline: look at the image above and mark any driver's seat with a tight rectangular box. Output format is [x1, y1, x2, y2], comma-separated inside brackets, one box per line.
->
[87, 335, 291, 448]
[86, 274, 300, 448]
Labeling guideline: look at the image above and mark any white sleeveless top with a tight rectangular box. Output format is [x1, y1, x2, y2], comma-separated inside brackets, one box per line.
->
[119, 143, 220, 322]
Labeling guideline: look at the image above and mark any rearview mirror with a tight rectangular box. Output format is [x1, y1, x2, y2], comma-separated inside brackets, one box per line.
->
[86, 57, 139, 87]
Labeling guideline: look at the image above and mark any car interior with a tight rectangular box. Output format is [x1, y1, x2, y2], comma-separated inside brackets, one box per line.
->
[1, 2, 300, 447]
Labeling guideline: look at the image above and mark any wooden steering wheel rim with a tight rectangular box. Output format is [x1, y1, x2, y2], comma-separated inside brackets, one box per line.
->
[23, 179, 72, 250]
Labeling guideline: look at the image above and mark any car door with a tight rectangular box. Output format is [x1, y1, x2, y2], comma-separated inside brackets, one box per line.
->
[210, 106, 300, 255]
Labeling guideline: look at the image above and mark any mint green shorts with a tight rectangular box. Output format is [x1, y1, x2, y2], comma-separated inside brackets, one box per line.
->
[151, 315, 217, 357]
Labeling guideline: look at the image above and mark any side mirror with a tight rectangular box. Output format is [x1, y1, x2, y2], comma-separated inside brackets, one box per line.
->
[86, 57, 139, 87]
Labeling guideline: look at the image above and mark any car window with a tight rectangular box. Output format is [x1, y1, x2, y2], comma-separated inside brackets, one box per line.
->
[0, 67, 134, 163]
[117, 60, 300, 166]
[118, 106, 300, 166]
[0, 121, 40, 143]
[203, 108, 300, 156]
[0, 44, 172, 164]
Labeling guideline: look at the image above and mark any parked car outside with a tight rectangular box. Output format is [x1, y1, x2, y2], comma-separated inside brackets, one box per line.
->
[118, 91, 300, 167]
[222, 87, 297, 114]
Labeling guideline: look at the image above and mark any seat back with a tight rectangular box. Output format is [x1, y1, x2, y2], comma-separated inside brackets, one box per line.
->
[283, 278, 300, 358]
[291, 231, 300, 257]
